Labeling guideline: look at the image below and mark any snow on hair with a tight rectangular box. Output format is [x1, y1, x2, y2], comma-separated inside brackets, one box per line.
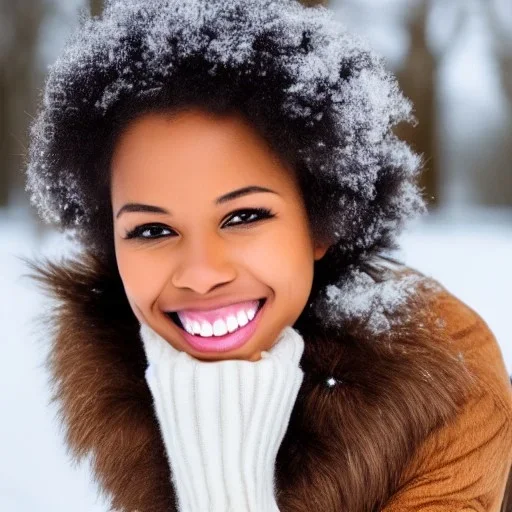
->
[25, 0, 429, 333]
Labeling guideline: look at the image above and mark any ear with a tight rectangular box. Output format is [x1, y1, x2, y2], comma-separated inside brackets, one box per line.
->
[313, 241, 330, 261]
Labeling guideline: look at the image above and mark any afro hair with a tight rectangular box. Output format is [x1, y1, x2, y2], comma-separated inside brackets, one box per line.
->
[25, 0, 431, 332]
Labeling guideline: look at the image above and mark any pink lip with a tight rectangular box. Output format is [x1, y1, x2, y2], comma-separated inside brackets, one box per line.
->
[174, 300, 266, 353]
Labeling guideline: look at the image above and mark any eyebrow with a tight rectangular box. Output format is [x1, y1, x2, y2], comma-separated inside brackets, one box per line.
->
[115, 185, 278, 219]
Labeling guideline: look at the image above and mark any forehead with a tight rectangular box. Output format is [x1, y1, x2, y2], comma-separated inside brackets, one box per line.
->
[110, 109, 296, 198]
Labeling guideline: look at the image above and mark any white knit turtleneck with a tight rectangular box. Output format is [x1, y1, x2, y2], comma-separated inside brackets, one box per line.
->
[139, 323, 305, 512]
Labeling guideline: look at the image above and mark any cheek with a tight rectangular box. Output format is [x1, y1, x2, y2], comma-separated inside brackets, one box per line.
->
[245, 225, 315, 306]
[115, 247, 169, 310]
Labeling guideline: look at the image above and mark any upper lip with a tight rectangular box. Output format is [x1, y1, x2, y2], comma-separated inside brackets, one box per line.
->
[165, 297, 266, 313]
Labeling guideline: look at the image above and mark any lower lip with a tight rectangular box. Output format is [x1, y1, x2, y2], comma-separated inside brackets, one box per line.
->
[174, 301, 266, 353]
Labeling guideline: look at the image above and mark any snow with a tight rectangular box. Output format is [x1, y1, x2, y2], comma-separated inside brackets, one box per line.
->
[396, 206, 512, 374]
[0, 209, 109, 511]
[319, 268, 430, 333]
[26, 0, 424, 263]
[1, 205, 510, 510]
[1, 0, 506, 508]
[7, 0, 512, 506]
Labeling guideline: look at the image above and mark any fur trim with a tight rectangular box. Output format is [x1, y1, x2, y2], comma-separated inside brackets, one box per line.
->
[25, 251, 475, 511]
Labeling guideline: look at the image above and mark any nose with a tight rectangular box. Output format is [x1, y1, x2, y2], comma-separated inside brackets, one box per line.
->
[171, 234, 237, 294]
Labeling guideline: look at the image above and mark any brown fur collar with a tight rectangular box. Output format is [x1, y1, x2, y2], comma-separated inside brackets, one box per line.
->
[25, 251, 475, 512]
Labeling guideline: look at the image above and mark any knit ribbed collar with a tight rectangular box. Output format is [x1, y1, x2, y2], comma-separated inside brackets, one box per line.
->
[139, 321, 305, 367]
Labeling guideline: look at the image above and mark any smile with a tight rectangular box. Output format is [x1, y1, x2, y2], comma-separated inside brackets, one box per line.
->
[165, 299, 267, 353]
[167, 299, 265, 337]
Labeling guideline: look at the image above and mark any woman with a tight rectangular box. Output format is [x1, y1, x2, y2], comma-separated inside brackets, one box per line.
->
[24, 0, 512, 510]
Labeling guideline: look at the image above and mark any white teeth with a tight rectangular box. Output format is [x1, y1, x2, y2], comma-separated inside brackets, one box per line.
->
[226, 315, 238, 333]
[200, 322, 213, 337]
[213, 319, 228, 336]
[237, 310, 248, 327]
[175, 301, 264, 337]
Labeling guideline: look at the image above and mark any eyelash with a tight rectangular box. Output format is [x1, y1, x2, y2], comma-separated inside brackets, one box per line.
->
[123, 207, 276, 241]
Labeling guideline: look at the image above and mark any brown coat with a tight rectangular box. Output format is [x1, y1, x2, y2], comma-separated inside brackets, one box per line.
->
[381, 289, 512, 512]
[27, 251, 512, 511]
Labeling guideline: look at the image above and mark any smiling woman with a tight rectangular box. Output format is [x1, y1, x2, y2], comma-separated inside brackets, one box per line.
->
[110, 110, 329, 362]
[22, 0, 512, 511]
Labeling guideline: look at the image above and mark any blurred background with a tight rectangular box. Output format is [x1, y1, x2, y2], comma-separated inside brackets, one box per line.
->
[1, 0, 511, 509]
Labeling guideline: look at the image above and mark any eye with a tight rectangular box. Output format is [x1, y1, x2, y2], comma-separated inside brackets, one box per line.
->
[123, 223, 176, 240]
[222, 208, 275, 228]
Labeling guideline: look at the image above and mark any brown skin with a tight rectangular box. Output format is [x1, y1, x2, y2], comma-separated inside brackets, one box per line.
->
[110, 109, 330, 362]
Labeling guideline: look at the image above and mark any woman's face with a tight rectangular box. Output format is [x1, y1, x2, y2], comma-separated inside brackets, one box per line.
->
[111, 109, 329, 361]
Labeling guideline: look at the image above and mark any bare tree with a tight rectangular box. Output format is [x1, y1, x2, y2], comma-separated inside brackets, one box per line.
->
[299, 0, 329, 6]
[0, 0, 45, 207]
[481, 0, 512, 204]
[485, 0, 512, 106]
[90, 0, 103, 17]
[395, 0, 466, 207]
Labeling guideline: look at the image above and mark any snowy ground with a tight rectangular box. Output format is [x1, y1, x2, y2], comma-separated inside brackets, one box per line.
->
[396, 206, 511, 373]
[0, 210, 110, 511]
[1, 205, 510, 511]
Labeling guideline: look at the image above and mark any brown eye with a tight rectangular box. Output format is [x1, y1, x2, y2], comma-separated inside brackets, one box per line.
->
[222, 208, 275, 228]
[124, 223, 176, 240]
